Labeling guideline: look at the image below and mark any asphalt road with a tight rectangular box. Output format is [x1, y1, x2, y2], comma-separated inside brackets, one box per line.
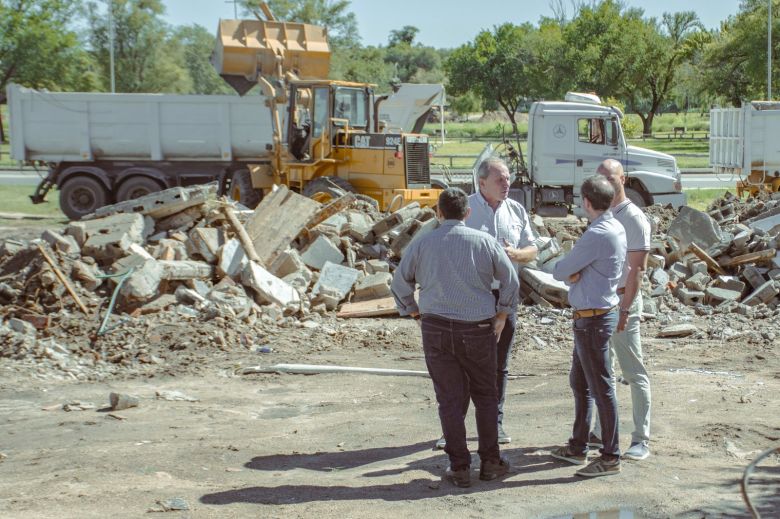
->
[0, 168, 738, 189]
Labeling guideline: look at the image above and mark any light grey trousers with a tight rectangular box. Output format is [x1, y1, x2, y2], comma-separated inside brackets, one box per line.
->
[594, 292, 652, 444]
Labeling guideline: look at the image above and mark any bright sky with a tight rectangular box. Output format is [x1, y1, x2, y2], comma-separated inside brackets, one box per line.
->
[161, 0, 741, 48]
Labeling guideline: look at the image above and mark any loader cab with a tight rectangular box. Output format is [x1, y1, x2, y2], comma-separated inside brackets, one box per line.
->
[287, 81, 372, 162]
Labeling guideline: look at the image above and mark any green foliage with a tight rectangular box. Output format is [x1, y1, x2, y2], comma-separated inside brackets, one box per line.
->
[329, 46, 394, 91]
[173, 25, 234, 95]
[0, 0, 99, 95]
[86, 0, 191, 93]
[449, 92, 480, 117]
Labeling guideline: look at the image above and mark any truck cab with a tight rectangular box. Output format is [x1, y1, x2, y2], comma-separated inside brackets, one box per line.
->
[515, 93, 686, 216]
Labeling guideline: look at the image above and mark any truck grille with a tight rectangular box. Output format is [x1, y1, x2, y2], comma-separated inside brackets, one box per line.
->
[404, 137, 430, 186]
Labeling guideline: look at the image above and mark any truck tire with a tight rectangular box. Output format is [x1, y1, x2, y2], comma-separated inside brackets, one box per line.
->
[625, 187, 647, 208]
[59, 176, 108, 221]
[116, 176, 163, 202]
[230, 169, 263, 208]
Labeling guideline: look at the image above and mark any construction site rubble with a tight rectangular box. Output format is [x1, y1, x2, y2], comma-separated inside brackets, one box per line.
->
[2, 185, 779, 381]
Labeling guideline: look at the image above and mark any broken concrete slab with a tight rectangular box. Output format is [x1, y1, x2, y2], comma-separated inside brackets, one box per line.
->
[77, 213, 153, 262]
[520, 268, 569, 306]
[353, 272, 393, 301]
[390, 218, 438, 258]
[41, 230, 80, 258]
[676, 287, 705, 306]
[301, 235, 345, 271]
[71, 260, 103, 291]
[155, 239, 188, 261]
[536, 237, 563, 266]
[268, 248, 308, 279]
[746, 207, 780, 235]
[218, 239, 248, 279]
[714, 276, 746, 293]
[366, 259, 390, 274]
[86, 183, 217, 220]
[650, 268, 669, 287]
[686, 259, 708, 277]
[158, 260, 213, 280]
[668, 262, 692, 281]
[310, 261, 360, 306]
[155, 206, 203, 232]
[119, 256, 163, 302]
[684, 272, 711, 292]
[241, 261, 301, 308]
[369, 202, 421, 239]
[667, 206, 724, 252]
[742, 265, 766, 290]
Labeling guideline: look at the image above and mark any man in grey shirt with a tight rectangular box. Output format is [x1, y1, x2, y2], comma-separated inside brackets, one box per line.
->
[392, 188, 518, 488]
[550, 175, 626, 478]
[463, 157, 537, 446]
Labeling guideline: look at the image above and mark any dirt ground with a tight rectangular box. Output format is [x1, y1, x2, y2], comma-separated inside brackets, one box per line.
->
[1, 221, 779, 519]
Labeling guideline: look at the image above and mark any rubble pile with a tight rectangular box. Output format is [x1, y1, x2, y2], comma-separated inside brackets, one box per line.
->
[524, 191, 780, 325]
[0, 183, 438, 379]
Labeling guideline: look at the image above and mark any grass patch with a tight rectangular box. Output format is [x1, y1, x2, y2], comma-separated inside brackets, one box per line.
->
[0, 185, 66, 227]
[684, 188, 730, 211]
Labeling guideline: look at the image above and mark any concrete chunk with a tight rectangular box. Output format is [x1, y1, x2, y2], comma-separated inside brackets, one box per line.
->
[705, 287, 742, 306]
[301, 235, 345, 270]
[353, 272, 393, 301]
[714, 276, 746, 293]
[311, 261, 360, 305]
[684, 272, 711, 292]
[742, 280, 779, 306]
[370, 202, 421, 239]
[158, 260, 213, 280]
[71, 260, 103, 291]
[118, 255, 162, 302]
[676, 287, 705, 306]
[747, 208, 780, 235]
[268, 248, 308, 279]
[187, 227, 225, 263]
[520, 268, 569, 306]
[241, 261, 301, 307]
[667, 206, 724, 252]
[390, 218, 438, 258]
[41, 230, 80, 257]
[650, 268, 669, 287]
[657, 323, 698, 338]
[366, 259, 390, 274]
[155, 206, 202, 232]
[77, 213, 152, 261]
[218, 239, 248, 278]
[742, 265, 766, 290]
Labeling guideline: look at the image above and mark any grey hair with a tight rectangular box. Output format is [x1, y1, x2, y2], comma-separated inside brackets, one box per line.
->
[477, 157, 509, 180]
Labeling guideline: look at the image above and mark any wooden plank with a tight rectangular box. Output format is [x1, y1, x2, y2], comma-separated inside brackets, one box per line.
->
[337, 296, 399, 318]
[245, 185, 321, 267]
[299, 193, 356, 240]
[688, 243, 726, 276]
[718, 248, 777, 268]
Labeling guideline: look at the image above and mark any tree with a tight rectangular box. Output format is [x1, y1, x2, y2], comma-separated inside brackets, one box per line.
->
[242, 0, 360, 49]
[173, 25, 234, 95]
[330, 46, 394, 91]
[0, 0, 98, 141]
[86, 0, 191, 93]
[699, 0, 780, 106]
[388, 25, 418, 47]
[446, 23, 554, 134]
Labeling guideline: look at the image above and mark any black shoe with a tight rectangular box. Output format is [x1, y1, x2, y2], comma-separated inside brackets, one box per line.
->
[498, 424, 511, 444]
[445, 465, 471, 487]
[479, 457, 510, 481]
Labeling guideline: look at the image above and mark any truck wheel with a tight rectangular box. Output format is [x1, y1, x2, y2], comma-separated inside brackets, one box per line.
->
[59, 176, 108, 221]
[230, 169, 263, 208]
[116, 176, 163, 202]
[625, 187, 647, 208]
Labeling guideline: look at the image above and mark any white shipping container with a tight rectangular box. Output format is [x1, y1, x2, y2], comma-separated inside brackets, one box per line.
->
[7, 84, 275, 163]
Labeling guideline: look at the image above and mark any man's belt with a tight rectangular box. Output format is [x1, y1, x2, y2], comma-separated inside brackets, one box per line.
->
[572, 306, 616, 320]
[617, 287, 626, 295]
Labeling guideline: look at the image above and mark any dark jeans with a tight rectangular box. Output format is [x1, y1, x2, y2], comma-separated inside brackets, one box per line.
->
[460, 290, 516, 426]
[422, 315, 500, 470]
[568, 310, 620, 459]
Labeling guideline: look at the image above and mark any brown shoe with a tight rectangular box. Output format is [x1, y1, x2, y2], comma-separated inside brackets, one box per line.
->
[479, 457, 510, 481]
[445, 466, 471, 487]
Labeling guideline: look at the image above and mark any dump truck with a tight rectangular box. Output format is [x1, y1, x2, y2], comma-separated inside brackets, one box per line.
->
[8, 9, 442, 219]
[710, 102, 780, 197]
[465, 93, 686, 216]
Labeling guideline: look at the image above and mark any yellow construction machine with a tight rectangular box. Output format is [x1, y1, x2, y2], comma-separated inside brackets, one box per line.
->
[212, 8, 441, 211]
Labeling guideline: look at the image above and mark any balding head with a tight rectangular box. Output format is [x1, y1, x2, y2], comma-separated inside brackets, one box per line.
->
[597, 159, 624, 204]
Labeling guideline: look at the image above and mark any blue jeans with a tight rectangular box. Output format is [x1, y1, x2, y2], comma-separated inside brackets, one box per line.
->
[568, 310, 620, 459]
[422, 315, 500, 471]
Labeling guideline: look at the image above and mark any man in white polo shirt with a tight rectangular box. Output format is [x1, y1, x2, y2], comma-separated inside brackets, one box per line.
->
[593, 158, 653, 461]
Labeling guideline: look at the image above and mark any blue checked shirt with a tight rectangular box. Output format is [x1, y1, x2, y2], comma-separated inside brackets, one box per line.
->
[552, 211, 626, 310]
[392, 220, 519, 321]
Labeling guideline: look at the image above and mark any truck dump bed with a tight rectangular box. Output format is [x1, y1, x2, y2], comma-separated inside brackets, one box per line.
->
[7, 83, 274, 163]
[710, 103, 780, 176]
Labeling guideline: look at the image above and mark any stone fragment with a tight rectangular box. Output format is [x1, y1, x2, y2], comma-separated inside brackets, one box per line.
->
[742, 265, 766, 290]
[391, 218, 438, 258]
[747, 209, 780, 235]
[158, 260, 213, 280]
[667, 206, 724, 252]
[241, 261, 301, 307]
[87, 183, 215, 219]
[301, 235, 345, 270]
[155, 390, 199, 402]
[742, 281, 780, 306]
[676, 287, 705, 306]
[714, 276, 746, 293]
[668, 262, 691, 281]
[109, 393, 139, 411]
[369, 202, 421, 239]
[520, 268, 569, 306]
[268, 248, 309, 279]
[156, 239, 188, 261]
[704, 287, 742, 306]
[71, 260, 103, 291]
[174, 286, 206, 305]
[536, 237, 563, 265]
[155, 206, 202, 232]
[687, 260, 708, 276]
[353, 272, 393, 301]
[366, 259, 390, 274]
[218, 239, 248, 278]
[684, 272, 711, 292]
[41, 230, 80, 257]
[78, 213, 152, 261]
[310, 261, 361, 308]
[187, 227, 225, 263]
[650, 268, 669, 287]
[657, 323, 698, 338]
[8, 317, 36, 336]
[116, 255, 163, 302]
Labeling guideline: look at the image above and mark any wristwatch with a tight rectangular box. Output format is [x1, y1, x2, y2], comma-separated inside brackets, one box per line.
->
[619, 308, 630, 316]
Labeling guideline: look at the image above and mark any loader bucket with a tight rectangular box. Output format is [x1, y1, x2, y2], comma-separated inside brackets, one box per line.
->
[212, 18, 330, 95]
